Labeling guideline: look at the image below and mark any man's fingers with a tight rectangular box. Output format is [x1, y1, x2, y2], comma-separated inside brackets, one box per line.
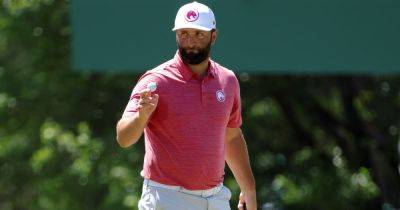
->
[149, 94, 159, 103]
[139, 88, 151, 99]
[238, 203, 244, 210]
[139, 94, 158, 105]
[138, 97, 158, 110]
[238, 198, 245, 210]
[137, 91, 158, 113]
[238, 192, 255, 210]
[139, 98, 151, 105]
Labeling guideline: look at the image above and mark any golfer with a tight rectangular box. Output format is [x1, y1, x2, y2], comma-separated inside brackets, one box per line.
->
[116, 2, 256, 210]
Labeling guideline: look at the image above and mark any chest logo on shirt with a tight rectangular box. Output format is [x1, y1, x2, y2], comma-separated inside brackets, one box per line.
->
[216, 90, 225, 102]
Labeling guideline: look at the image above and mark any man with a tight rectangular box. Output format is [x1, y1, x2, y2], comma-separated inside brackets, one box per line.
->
[116, 2, 256, 210]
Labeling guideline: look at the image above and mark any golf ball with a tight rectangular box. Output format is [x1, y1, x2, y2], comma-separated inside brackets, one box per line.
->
[147, 82, 157, 92]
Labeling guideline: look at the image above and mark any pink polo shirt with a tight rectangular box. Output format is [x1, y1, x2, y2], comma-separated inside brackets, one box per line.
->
[123, 52, 242, 190]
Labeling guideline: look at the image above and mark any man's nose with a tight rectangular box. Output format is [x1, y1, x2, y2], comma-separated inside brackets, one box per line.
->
[187, 36, 197, 47]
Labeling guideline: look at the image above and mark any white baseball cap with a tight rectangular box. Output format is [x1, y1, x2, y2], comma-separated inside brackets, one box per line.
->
[172, 1, 216, 31]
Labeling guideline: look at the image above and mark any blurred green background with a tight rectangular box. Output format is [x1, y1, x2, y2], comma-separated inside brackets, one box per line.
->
[1, 0, 400, 210]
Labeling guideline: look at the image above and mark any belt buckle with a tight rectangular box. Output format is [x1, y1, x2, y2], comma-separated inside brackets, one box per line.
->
[202, 186, 217, 197]
[179, 185, 221, 198]
[180, 187, 201, 197]
[201, 189, 210, 197]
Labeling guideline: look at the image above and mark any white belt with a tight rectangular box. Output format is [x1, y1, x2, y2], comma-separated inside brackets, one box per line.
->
[143, 179, 223, 198]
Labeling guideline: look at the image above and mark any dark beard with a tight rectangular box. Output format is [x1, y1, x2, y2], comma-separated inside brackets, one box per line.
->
[178, 41, 212, 65]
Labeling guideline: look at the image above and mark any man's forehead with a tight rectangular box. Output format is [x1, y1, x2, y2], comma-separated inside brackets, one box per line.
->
[176, 28, 211, 33]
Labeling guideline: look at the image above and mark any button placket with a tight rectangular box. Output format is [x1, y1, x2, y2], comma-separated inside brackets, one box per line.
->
[201, 80, 205, 105]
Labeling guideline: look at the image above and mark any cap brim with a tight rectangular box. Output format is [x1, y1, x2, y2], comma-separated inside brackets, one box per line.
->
[172, 25, 213, 31]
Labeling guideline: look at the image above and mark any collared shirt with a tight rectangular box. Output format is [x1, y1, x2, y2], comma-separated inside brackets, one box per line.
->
[123, 51, 242, 190]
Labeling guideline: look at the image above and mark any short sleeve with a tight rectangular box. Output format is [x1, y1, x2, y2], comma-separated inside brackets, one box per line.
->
[227, 77, 242, 128]
[122, 72, 160, 118]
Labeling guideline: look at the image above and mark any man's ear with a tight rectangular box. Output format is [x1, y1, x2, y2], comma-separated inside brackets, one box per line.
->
[211, 29, 218, 45]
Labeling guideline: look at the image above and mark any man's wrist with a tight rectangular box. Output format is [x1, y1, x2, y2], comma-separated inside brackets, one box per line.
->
[137, 112, 151, 123]
[242, 188, 256, 195]
[241, 182, 256, 194]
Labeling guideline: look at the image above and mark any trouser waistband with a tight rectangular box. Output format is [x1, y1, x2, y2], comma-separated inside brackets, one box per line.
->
[143, 179, 223, 198]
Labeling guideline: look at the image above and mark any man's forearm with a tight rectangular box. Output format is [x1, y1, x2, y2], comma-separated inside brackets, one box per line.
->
[225, 134, 256, 193]
[116, 112, 148, 148]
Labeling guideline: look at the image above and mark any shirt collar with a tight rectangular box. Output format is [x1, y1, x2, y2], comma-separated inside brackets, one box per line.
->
[172, 50, 216, 82]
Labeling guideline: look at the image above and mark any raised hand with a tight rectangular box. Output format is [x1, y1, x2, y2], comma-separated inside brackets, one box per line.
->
[137, 88, 159, 119]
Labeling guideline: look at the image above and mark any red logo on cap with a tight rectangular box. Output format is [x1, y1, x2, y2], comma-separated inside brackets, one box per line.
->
[185, 10, 199, 22]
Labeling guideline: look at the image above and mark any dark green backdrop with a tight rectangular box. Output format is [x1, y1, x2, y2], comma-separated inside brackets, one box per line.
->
[72, 0, 400, 73]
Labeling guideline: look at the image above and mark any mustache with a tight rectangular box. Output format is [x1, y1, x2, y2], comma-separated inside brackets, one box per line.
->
[177, 41, 212, 65]
[181, 47, 201, 52]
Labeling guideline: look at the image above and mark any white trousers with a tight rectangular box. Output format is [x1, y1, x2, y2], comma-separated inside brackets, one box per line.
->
[138, 179, 232, 210]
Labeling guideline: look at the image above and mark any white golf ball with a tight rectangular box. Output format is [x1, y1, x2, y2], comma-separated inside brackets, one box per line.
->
[147, 82, 157, 92]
